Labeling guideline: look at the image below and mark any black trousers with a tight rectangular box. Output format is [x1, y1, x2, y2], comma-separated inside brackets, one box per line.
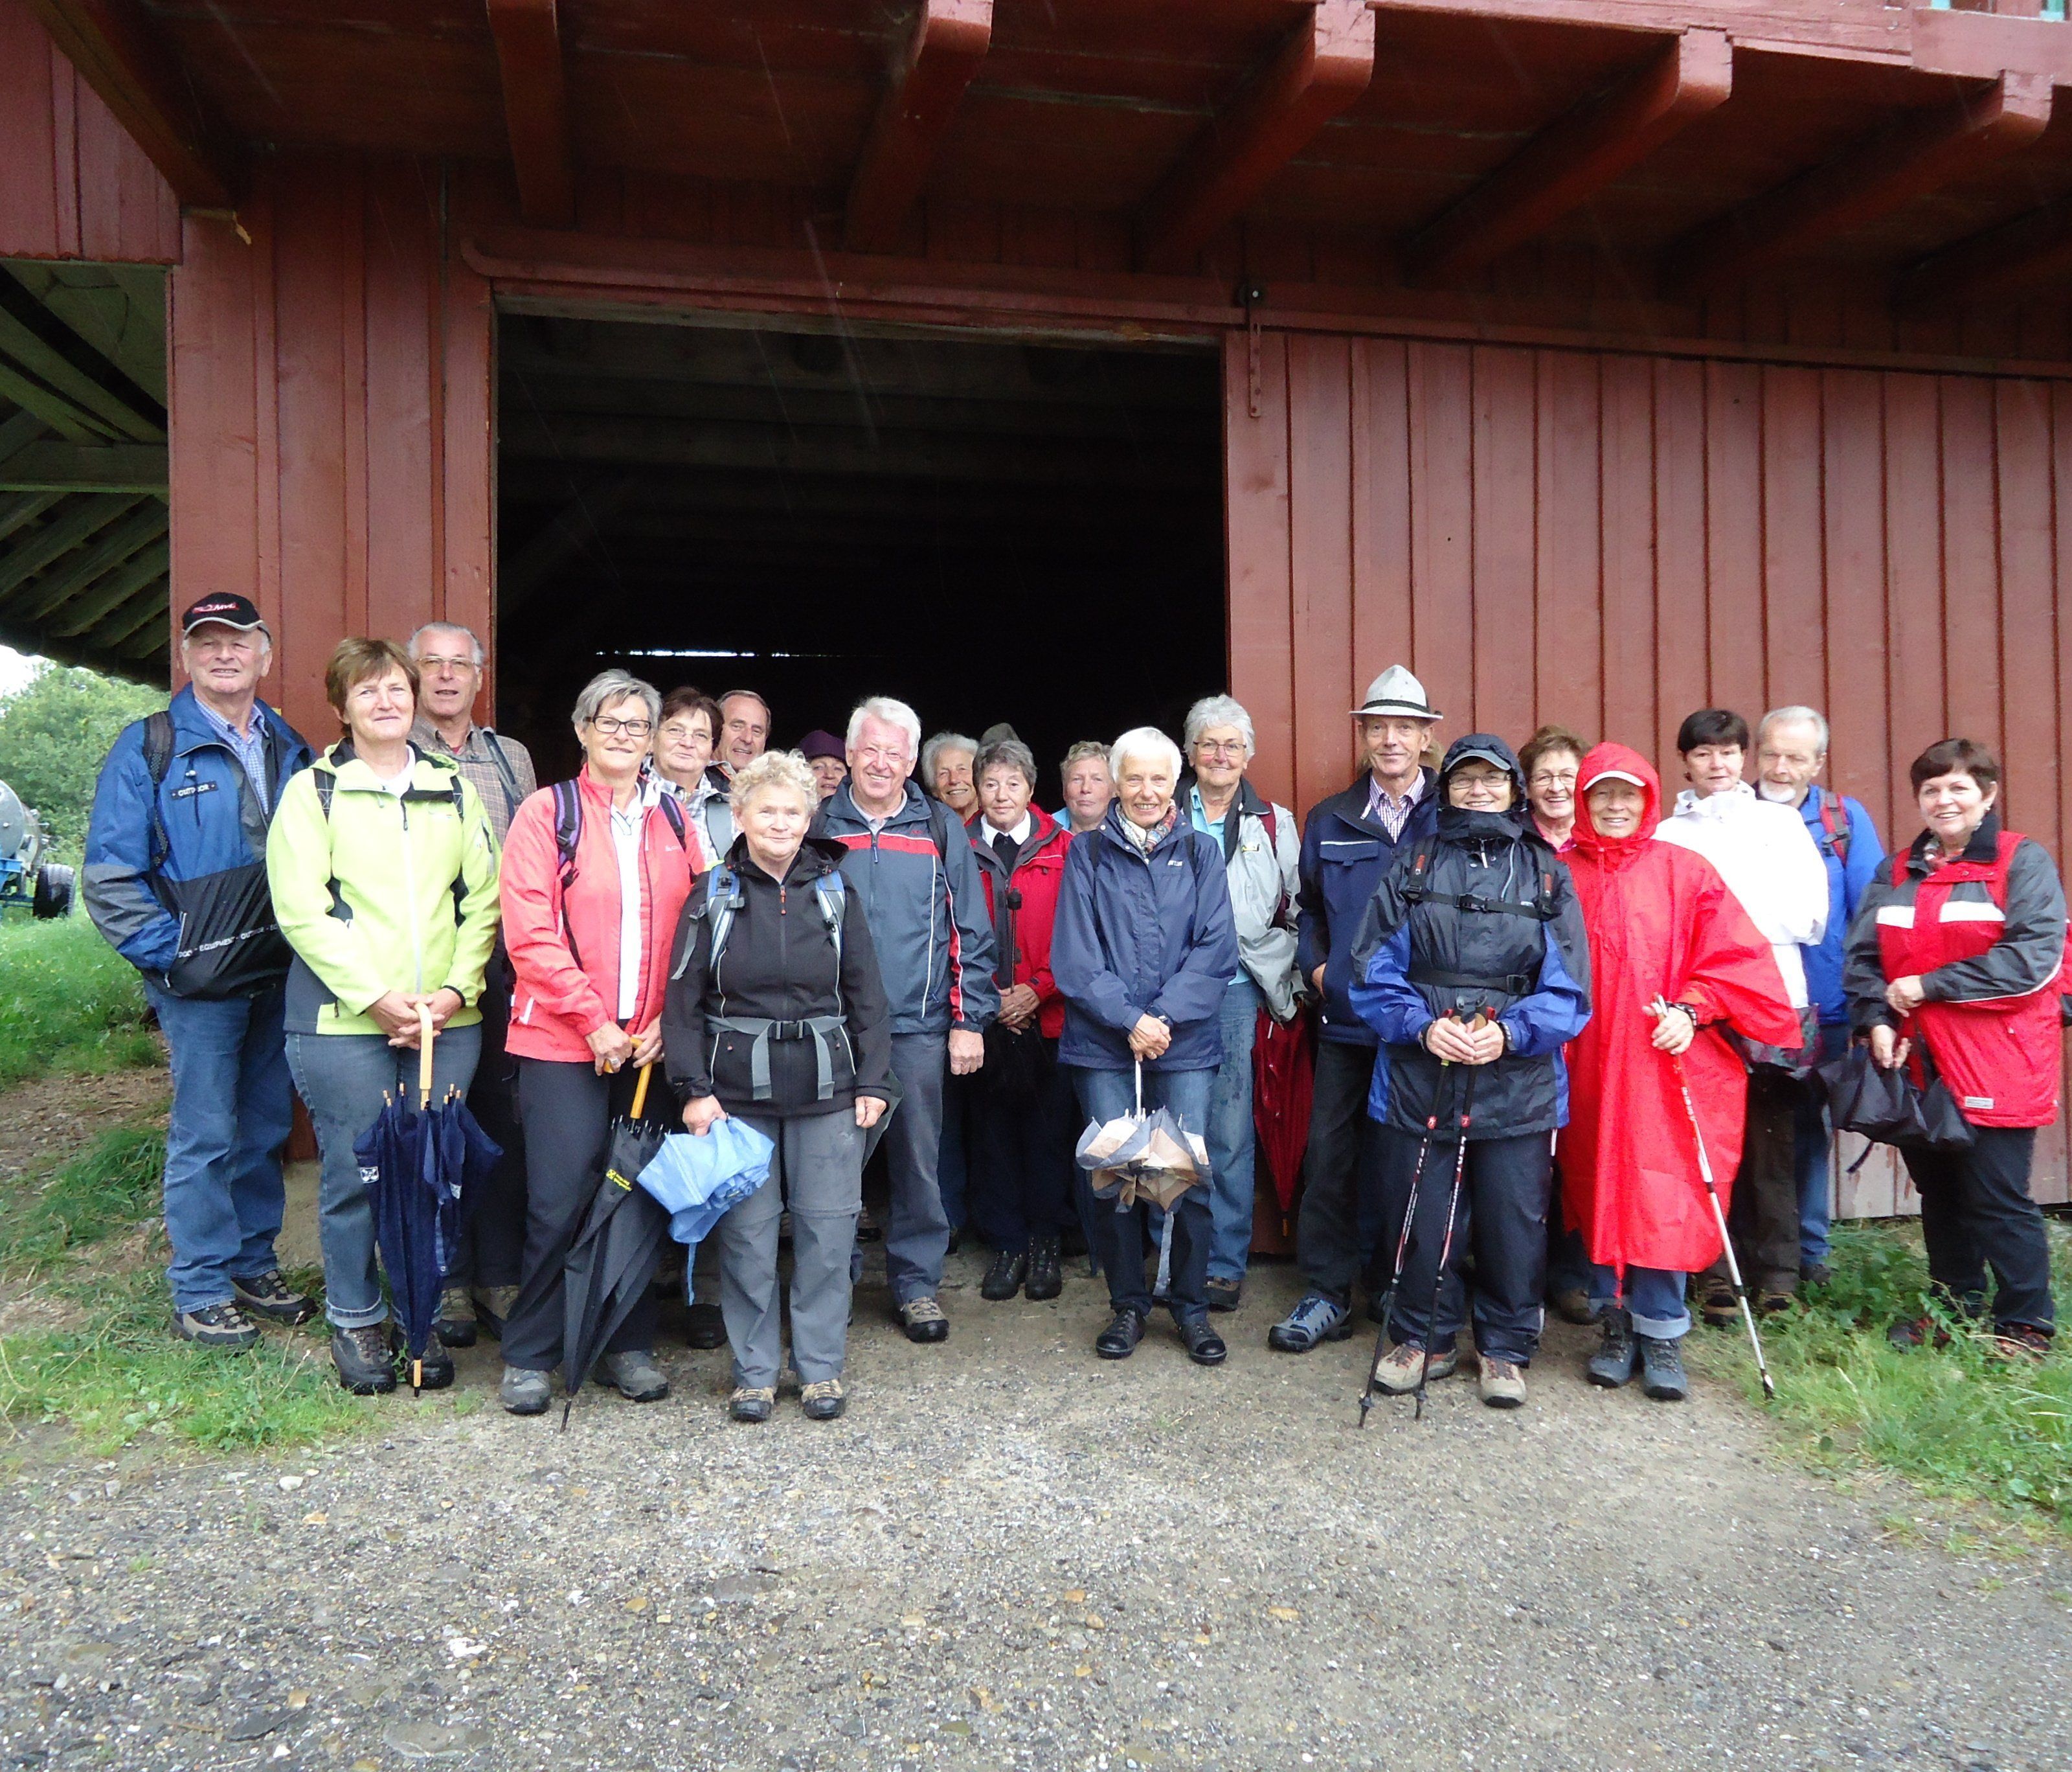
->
[1380, 1126, 1553, 1366]
[448, 944, 526, 1290]
[1294, 1039, 1388, 1304]
[967, 1038, 1076, 1251]
[1706, 1068, 1801, 1297]
[504, 1057, 671, 1370]
[1903, 1126, 2055, 1334]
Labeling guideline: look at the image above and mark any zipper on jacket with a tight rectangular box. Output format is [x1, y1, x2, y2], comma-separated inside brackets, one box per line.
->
[398, 792, 424, 993]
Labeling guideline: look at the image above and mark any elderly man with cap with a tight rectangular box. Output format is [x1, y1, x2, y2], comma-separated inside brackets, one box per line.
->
[1268, 665, 1443, 1355]
[85, 595, 315, 1348]
[800, 729, 849, 801]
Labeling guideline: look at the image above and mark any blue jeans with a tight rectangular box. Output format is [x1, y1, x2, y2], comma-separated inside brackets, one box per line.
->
[148, 983, 295, 1314]
[1794, 1023, 1847, 1269]
[1204, 976, 1262, 1284]
[1070, 1064, 1215, 1321]
[286, 1027, 481, 1329]
[1588, 1263, 1691, 1339]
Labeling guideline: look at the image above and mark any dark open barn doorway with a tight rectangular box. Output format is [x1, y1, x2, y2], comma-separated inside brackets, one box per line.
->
[493, 313, 1227, 789]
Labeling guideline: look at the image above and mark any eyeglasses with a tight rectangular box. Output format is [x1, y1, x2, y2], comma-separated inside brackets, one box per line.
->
[591, 717, 653, 738]
[1193, 740, 1248, 759]
[1527, 772, 1578, 789]
[660, 723, 711, 744]
[417, 654, 475, 674]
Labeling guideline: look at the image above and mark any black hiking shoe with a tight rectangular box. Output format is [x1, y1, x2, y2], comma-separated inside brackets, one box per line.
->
[1025, 1236, 1063, 1302]
[174, 1302, 262, 1350]
[1176, 1316, 1227, 1367]
[393, 1326, 454, 1391]
[231, 1270, 317, 1325]
[980, 1245, 1030, 1302]
[684, 1301, 727, 1350]
[333, 1324, 397, 1394]
[1639, 1334, 1689, 1402]
[500, 1367, 551, 1415]
[1698, 1278, 1740, 1330]
[1204, 1277, 1242, 1313]
[1586, 1308, 1638, 1389]
[1095, 1308, 1147, 1360]
[1886, 1314, 1953, 1352]
[800, 1378, 846, 1420]
[602, 1349, 669, 1402]
[898, 1296, 949, 1343]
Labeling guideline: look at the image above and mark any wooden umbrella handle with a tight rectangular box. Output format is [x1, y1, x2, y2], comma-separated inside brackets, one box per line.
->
[417, 1004, 436, 1106]
[630, 1060, 653, 1121]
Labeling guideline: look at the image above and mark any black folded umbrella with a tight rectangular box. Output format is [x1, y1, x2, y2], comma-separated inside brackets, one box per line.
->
[1816, 1042, 1927, 1148]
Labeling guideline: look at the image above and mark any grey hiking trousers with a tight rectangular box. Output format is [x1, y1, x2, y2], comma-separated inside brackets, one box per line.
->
[714, 1107, 864, 1388]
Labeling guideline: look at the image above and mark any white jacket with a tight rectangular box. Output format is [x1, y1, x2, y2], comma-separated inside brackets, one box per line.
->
[1656, 782, 1828, 1008]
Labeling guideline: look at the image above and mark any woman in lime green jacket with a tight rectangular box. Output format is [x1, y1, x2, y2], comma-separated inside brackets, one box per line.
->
[266, 638, 501, 1396]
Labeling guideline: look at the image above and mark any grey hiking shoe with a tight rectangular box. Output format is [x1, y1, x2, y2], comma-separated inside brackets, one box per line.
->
[729, 1386, 776, 1423]
[1586, 1308, 1638, 1388]
[231, 1270, 317, 1325]
[501, 1366, 552, 1415]
[1478, 1355, 1527, 1409]
[1639, 1334, 1689, 1402]
[603, 1349, 669, 1402]
[332, 1324, 396, 1394]
[174, 1301, 261, 1350]
[899, 1295, 949, 1344]
[1370, 1340, 1459, 1394]
[1267, 1291, 1353, 1353]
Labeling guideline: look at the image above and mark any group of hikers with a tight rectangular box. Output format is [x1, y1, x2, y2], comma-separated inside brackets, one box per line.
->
[83, 593, 2067, 1424]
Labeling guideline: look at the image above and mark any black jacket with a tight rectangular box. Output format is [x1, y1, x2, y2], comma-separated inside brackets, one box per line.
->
[662, 837, 894, 1117]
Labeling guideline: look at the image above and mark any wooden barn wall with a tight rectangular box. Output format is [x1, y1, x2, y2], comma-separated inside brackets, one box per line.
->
[1226, 328, 2072, 1207]
[0, 1, 179, 264]
[167, 158, 495, 736]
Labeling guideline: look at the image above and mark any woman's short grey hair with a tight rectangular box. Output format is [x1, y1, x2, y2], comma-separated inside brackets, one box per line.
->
[1109, 726, 1183, 784]
[975, 738, 1037, 789]
[1759, 705, 1830, 755]
[846, 695, 922, 760]
[571, 669, 660, 738]
[920, 731, 978, 787]
[728, 749, 819, 819]
[1183, 694, 1256, 758]
[1061, 739, 1109, 777]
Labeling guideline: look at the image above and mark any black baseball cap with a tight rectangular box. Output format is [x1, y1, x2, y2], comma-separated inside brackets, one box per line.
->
[180, 593, 270, 638]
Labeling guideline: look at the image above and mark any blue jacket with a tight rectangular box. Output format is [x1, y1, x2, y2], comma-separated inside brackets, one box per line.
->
[1050, 806, 1240, 1073]
[84, 686, 313, 998]
[1797, 785, 1885, 1027]
[813, 780, 998, 1039]
[1294, 770, 1441, 1047]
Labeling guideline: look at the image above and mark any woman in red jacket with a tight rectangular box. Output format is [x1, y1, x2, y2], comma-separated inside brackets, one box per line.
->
[966, 738, 1078, 1302]
[495, 670, 699, 1417]
[1844, 738, 2067, 1360]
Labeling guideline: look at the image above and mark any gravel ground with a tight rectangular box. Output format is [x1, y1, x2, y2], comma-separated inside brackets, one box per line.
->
[1, 1246, 2067, 1772]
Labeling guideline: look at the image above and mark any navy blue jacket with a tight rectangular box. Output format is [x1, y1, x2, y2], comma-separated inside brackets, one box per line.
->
[1294, 770, 1440, 1047]
[84, 686, 313, 998]
[1050, 806, 1239, 1073]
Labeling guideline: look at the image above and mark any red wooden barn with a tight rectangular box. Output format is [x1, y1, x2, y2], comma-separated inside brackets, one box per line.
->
[3, 0, 2071, 1206]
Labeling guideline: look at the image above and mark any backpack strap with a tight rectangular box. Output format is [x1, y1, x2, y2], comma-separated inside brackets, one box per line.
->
[655, 791, 688, 852]
[815, 870, 846, 974]
[1816, 786, 1851, 867]
[140, 710, 175, 880]
[477, 727, 525, 827]
[927, 795, 951, 861]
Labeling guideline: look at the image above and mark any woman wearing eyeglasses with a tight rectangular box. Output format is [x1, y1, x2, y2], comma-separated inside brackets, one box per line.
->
[1519, 725, 1587, 854]
[495, 670, 700, 1416]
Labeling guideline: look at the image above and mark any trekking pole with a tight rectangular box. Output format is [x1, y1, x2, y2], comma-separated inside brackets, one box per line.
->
[1651, 999, 1776, 1403]
[1413, 1014, 1483, 1423]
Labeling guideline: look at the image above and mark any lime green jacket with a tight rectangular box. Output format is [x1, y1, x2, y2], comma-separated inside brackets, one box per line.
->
[265, 743, 502, 1037]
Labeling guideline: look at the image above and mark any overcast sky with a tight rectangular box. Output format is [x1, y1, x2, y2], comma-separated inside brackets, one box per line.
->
[0, 648, 40, 697]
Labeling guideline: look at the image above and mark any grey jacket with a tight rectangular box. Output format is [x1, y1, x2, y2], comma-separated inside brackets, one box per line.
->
[1184, 776, 1302, 1021]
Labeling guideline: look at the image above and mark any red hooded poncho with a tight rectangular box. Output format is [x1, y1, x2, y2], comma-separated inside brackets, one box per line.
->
[1556, 744, 1801, 1275]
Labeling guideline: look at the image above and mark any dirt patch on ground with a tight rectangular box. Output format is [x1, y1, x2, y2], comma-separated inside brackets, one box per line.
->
[0, 1061, 168, 1186]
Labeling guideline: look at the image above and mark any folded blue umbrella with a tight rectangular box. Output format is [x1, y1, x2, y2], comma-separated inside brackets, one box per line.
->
[635, 1118, 776, 1249]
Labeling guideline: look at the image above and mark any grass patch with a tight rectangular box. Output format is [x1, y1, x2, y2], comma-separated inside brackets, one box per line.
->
[0, 1126, 164, 1278]
[1706, 1219, 2072, 1532]
[0, 916, 157, 1087]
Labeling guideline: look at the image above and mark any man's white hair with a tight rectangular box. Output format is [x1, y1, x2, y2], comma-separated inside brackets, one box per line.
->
[846, 696, 922, 760]
[407, 622, 483, 667]
[1109, 725, 1183, 784]
[1182, 694, 1255, 758]
[1758, 705, 1830, 755]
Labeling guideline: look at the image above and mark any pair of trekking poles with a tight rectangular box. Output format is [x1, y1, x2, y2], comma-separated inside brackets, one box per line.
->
[1355, 1001, 1774, 1428]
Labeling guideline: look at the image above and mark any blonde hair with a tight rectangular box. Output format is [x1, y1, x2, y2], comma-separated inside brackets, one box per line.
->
[728, 749, 819, 819]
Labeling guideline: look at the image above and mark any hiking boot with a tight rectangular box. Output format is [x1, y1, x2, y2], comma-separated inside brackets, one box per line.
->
[173, 1301, 261, 1351]
[1025, 1236, 1063, 1302]
[1370, 1340, 1459, 1394]
[1990, 1324, 2052, 1364]
[729, 1386, 776, 1423]
[1639, 1334, 1689, 1402]
[1757, 1288, 1796, 1317]
[471, 1284, 519, 1340]
[684, 1301, 727, 1350]
[231, 1270, 317, 1326]
[800, 1378, 847, 1420]
[1886, 1314, 1953, 1352]
[500, 1366, 552, 1416]
[1478, 1355, 1527, 1409]
[1268, 1291, 1353, 1353]
[856, 1204, 883, 1244]
[1548, 1286, 1599, 1326]
[332, 1324, 396, 1394]
[394, 1326, 454, 1391]
[1176, 1316, 1227, 1367]
[1586, 1308, 1638, 1388]
[1204, 1277, 1242, 1313]
[1095, 1308, 1147, 1360]
[434, 1284, 477, 1348]
[980, 1245, 1030, 1302]
[1801, 1262, 1833, 1290]
[1699, 1278, 1740, 1330]
[603, 1349, 669, 1402]
[898, 1296, 949, 1344]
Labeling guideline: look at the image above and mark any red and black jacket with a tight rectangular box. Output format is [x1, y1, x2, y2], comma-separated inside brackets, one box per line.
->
[967, 807, 1074, 1041]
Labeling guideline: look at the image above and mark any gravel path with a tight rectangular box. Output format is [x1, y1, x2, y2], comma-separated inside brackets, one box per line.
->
[2, 1249, 2067, 1772]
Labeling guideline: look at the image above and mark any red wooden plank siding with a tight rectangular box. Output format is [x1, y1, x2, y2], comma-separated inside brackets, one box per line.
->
[1287, 335, 1355, 808]
[1348, 339, 1413, 773]
[1224, 331, 1295, 808]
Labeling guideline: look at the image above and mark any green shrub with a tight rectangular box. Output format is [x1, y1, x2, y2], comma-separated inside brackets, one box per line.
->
[0, 915, 157, 1086]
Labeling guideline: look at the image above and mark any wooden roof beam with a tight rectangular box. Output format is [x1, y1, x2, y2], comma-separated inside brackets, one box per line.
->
[1661, 69, 2055, 301]
[1895, 193, 2072, 312]
[843, 0, 994, 255]
[1136, 0, 1375, 275]
[1402, 30, 1731, 287]
[26, 0, 237, 210]
[0, 442, 166, 492]
[486, 0, 576, 229]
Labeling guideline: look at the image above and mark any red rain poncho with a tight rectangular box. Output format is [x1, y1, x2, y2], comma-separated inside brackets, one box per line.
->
[1556, 744, 1801, 1275]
